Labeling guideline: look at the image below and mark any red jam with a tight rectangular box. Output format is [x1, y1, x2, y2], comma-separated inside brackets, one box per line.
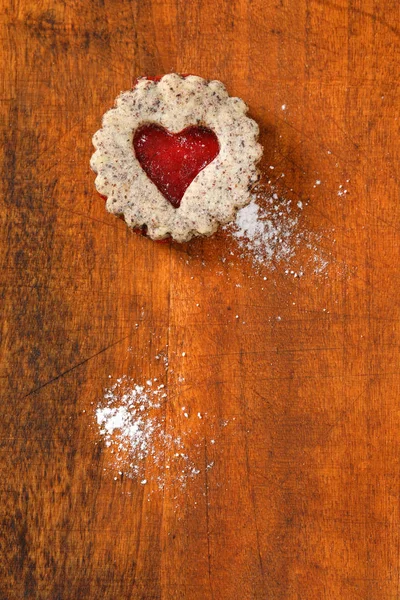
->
[133, 124, 220, 208]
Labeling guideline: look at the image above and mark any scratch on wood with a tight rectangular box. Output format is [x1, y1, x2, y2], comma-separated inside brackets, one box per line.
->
[20, 333, 132, 401]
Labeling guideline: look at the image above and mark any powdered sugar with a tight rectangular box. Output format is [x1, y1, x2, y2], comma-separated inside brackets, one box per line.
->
[95, 375, 217, 490]
[223, 182, 332, 277]
[96, 380, 165, 478]
[230, 192, 299, 265]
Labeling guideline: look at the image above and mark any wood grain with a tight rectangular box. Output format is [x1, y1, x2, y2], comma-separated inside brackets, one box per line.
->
[1, 0, 400, 598]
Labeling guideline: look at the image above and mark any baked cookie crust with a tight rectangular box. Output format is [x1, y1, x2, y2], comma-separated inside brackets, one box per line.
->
[91, 74, 263, 242]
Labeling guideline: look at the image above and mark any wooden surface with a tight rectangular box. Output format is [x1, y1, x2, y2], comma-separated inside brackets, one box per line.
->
[1, 0, 400, 598]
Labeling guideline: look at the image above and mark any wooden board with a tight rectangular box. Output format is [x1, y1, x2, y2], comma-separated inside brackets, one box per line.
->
[1, 0, 400, 598]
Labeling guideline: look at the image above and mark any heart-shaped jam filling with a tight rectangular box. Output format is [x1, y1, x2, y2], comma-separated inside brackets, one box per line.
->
[133, 124, 220, 208]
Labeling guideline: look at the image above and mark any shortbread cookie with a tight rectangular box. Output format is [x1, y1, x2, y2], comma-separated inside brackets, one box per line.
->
[91, 74, 263, 242]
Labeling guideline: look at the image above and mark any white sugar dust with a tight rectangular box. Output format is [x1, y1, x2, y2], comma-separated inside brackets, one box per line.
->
[95, 376, 216, 490]
[224, 183, 332, 277]
[96, 379, 166, 477]
[231, 193, 299, 265]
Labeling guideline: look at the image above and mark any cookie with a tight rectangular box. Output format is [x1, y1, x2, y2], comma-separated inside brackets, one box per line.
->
[91, 74, 263, 242]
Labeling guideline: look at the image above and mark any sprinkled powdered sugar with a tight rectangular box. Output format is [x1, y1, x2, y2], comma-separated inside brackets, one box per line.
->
[230, 194, 299, 265]
[222, 181, 333, 277]
[95, 376, 218, 490]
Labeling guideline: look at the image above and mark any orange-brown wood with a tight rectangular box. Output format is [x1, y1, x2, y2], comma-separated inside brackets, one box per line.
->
[1, 0, 400, 598]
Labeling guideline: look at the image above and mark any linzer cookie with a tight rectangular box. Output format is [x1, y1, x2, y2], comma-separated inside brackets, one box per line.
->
[91, 74, 263, 242]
